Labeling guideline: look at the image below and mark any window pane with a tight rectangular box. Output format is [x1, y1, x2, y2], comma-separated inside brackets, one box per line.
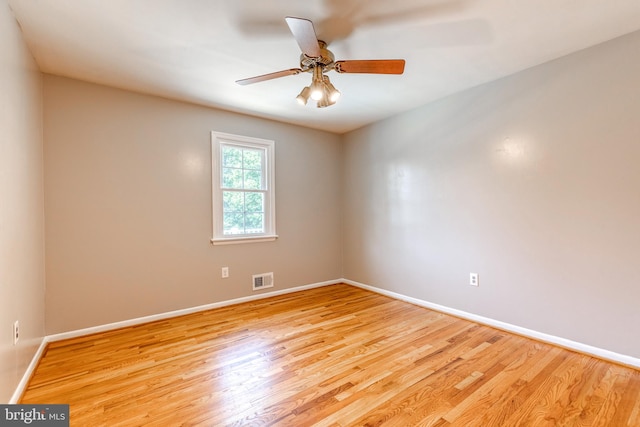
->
[243, 149, 262, 170]
[222, 146, 243, 168]
[245, 213, 264, 234]
[245, 192, 264, 213]
[222, 167, 243, 189]
[244, 169, 262, 190]
[223, 212, 245, 235]
[223, 191, 244, 212]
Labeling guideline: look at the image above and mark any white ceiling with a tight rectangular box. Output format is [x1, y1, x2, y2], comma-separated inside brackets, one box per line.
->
[8, 0, 640, 134]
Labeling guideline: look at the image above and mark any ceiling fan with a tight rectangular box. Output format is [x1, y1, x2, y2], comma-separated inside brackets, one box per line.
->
[236, 16, 406, 108]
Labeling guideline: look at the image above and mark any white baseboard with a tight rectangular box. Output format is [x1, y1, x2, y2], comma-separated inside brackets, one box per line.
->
[9, 337, 48, 404]
[343, 278, 640, 370]
[47, 279, 341, 343]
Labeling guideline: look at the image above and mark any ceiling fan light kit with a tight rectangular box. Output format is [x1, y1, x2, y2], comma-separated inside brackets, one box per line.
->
[236, 17, 405, 108]
[310, 65, 325, 101]
[296, 86, 312, 105]
[324, 77, 341, 102]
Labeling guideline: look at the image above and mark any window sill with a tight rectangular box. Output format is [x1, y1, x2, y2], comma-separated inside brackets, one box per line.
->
[211, 235, 278, 246]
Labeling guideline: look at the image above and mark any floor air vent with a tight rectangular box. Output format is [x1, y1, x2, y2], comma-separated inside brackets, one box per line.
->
[252, 272, 274, 291]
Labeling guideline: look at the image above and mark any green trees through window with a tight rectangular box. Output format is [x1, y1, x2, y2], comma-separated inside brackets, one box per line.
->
[221, 146, 266, 235]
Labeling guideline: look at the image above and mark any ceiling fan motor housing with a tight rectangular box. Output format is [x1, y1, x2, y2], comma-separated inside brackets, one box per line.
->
[300, 40, 334, 68]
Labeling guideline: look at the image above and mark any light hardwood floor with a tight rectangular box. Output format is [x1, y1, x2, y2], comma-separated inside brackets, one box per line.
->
[21, 284, 640, 426]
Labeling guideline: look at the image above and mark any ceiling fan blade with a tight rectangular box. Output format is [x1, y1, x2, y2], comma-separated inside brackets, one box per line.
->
[285, 16, 321, 58]
[235, 68, 303, 86]
[334, 60, 406, 74]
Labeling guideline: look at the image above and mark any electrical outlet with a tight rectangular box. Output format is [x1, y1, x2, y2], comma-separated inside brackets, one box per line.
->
[221, 267, 229, 278]
[13, 321, 19, 345]
[470, 273, 479, 287]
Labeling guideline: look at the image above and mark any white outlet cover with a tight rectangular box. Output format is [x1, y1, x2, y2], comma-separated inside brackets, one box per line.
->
[13, 320, 19, 345]
[470, 273, 479, 286]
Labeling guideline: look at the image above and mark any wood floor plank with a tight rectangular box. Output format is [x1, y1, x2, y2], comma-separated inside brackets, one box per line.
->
[20, 284, 640, 426]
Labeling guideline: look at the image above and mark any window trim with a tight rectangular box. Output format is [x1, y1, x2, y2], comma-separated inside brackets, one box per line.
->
[210, 131, 277, 245]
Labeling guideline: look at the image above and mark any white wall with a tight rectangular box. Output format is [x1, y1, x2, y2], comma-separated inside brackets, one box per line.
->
[43, 76, 343, 334]
[343, 30, 640, 358]
[0, 1, 45, 403]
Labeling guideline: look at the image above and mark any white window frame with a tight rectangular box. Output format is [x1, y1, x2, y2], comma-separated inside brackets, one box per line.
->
[211, 131, 277, 245]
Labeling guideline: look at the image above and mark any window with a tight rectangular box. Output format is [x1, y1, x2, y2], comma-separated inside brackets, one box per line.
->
[211, 132, 276, 244]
